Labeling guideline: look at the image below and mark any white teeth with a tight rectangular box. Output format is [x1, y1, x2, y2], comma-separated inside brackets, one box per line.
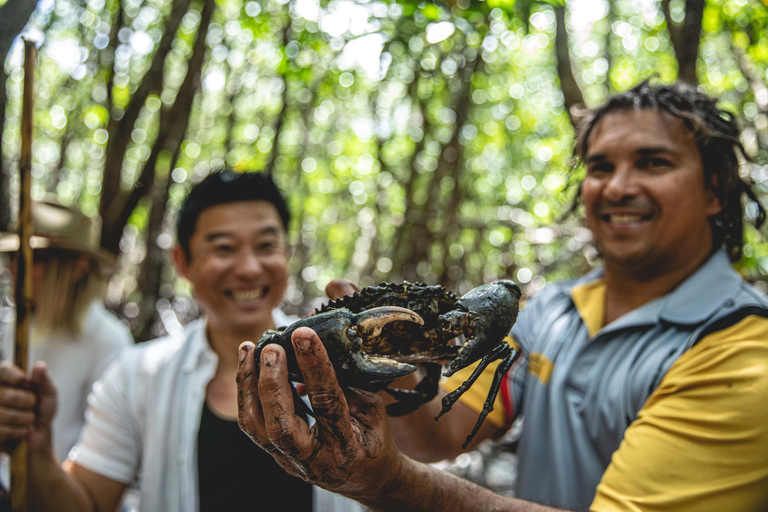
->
[231, 289, 264, 301]
[609, 214, 644, 224]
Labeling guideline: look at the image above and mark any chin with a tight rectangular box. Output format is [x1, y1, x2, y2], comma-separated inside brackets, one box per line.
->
[599, 246, 654, 269]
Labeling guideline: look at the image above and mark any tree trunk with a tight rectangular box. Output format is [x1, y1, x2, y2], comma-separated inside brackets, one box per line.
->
[391, 68, 429, 281]
[554, 5, 585, 127]
[133, 166, 174, 342]
[263, 13, 293, 177]
[100, 0, 213, 254]
[100, 0, 193, 244]
[438, 57, 481, 289]
[662, 0, 704, 85]
[0, 67, 9, 231]
[0, 0, 41, 230]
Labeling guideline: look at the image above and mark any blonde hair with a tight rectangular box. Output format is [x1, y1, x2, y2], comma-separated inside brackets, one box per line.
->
[32, 251, 106, 337]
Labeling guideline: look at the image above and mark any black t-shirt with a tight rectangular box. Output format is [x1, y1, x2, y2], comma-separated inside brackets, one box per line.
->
[197, 401, 313, 511]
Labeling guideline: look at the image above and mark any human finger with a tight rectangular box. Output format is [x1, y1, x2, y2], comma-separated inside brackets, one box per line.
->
[30, 363, 56, 396]
[0, 362, 36, 411]
[290, 327, 354, 443]
[0, 386, 36, 410]
[325, 279, 361, 301]
[0, 362, 30, 388]
[236, 342, 268, 446]
[30, 362, 58, 424]
[0, 405, 35, 427]
[257, 344, 313, 460]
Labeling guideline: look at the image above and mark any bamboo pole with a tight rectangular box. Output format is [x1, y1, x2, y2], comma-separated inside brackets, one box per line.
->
[10, 38, 37, 512]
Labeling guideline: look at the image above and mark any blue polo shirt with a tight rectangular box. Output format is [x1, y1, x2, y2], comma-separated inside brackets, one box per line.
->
[445, 250, 768, 511]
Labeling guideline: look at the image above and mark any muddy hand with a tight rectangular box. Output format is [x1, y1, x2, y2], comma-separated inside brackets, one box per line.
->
[237, 328, 403, 499]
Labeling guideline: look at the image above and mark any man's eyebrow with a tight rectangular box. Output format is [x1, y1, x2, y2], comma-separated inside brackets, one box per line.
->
[635, 146, 682, 157]
[204, 226, 281, 242]
[205, 231, 233, 243]
[585, 146, 678, 163]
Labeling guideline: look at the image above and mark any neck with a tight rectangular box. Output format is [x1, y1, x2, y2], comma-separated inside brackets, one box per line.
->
[602, 250, 713, 325]
[206, 320, 273, 374]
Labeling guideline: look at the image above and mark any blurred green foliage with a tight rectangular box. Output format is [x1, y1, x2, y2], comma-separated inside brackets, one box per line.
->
[1, 0, 767, 330]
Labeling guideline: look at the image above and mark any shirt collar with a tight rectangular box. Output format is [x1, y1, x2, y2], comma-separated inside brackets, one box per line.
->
[181, 308, 299, 373]
[570, 250, 741, 335]
[657, 249, 742, 325]
[182, 318, 217, 373]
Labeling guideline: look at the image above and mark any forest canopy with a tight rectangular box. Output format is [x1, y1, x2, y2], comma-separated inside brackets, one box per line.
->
[1, 0, 767, 340]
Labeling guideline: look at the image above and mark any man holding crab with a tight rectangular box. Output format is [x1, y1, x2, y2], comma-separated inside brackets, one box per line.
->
[238, 81, 768, 511]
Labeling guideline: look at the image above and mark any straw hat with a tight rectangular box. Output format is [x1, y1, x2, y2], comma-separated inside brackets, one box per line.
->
[0, 197, 117, 276]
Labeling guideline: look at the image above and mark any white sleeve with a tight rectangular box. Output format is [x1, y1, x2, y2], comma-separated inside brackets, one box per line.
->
[84, 309, 134, 390]
[68, 354, 142, 484]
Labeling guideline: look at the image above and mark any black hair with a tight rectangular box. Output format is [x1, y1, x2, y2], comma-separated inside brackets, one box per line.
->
[570, 80, 765, 262]
[176, 169, 291, 260]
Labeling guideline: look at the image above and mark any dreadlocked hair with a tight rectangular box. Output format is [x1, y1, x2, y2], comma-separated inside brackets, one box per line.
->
[568, 79, 766, 263]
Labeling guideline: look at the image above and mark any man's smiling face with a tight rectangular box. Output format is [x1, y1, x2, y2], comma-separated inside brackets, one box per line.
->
[174, 200, 289, 337]
[580, 109, 722, 277]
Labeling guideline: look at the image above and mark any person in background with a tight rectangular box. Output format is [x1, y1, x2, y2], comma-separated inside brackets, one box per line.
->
[0, 170, 330, 511]
[0, 198, 133, 463]
[238, 81, 768, 512]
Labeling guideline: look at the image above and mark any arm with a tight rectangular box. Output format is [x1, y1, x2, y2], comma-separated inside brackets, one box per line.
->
[324, 279, 503, 462]
[386, 375, 501, 462]
[237, 328, 567, 512]
[0, 362, 126, 511]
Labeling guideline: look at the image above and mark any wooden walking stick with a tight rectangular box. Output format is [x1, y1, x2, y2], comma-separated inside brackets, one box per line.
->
[10, 38, 37, 512]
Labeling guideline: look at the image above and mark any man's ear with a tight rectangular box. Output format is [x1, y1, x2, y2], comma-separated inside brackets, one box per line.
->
[706, 174, 723, 216]
[172, 245, 190, 279]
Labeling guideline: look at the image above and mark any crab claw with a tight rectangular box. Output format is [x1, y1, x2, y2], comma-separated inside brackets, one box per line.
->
[355, 305, 424, 338]
[257, 306, 424, 390]
[344, 306, 423, 385]
[441, 280, 521, 377]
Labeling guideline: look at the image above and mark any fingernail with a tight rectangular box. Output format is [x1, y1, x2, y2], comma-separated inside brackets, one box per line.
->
[238, 346, 247, 363]
[262, 348, 277, 366]
[295, 336, 310, 352]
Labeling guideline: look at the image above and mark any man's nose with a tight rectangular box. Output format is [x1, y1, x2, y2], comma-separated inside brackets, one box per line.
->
[603, 166, 639, 202]
[235, 250, 263, 276]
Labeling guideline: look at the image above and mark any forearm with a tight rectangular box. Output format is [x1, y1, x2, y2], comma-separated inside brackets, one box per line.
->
[28, 451, 95, 512]
[387, 386, 499, 462]
[355, 455, 566, 512]
[388, 395, 463, 462]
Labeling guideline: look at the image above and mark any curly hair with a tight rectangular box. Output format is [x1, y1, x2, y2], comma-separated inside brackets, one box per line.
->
[570, 80, 765, 262]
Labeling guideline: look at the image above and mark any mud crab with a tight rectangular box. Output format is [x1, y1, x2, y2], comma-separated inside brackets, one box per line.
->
[255, 280, 521, 447]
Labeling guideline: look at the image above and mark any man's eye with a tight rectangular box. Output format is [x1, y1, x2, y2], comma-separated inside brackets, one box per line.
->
[587, 163, 612, 174]
[639, 157, 671, 169]
[214, 245, 234, 253]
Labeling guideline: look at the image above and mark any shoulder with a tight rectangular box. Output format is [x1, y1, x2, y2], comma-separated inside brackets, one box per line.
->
[652, 310, 768, 415]
[522, 269, 601, 310]
[514, 273, 591, 330]
[113, 319, 205, 376]
[82, 303, 134, 347]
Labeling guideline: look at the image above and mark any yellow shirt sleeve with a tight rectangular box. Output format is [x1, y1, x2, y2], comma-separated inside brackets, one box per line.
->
[591, 315, 768, 512]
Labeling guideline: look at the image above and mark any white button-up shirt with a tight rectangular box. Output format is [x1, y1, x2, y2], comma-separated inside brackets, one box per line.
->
[70, 310, 299, 512]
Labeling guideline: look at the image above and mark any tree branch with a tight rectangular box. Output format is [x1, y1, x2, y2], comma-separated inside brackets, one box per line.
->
[554, 5, 585, 127]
